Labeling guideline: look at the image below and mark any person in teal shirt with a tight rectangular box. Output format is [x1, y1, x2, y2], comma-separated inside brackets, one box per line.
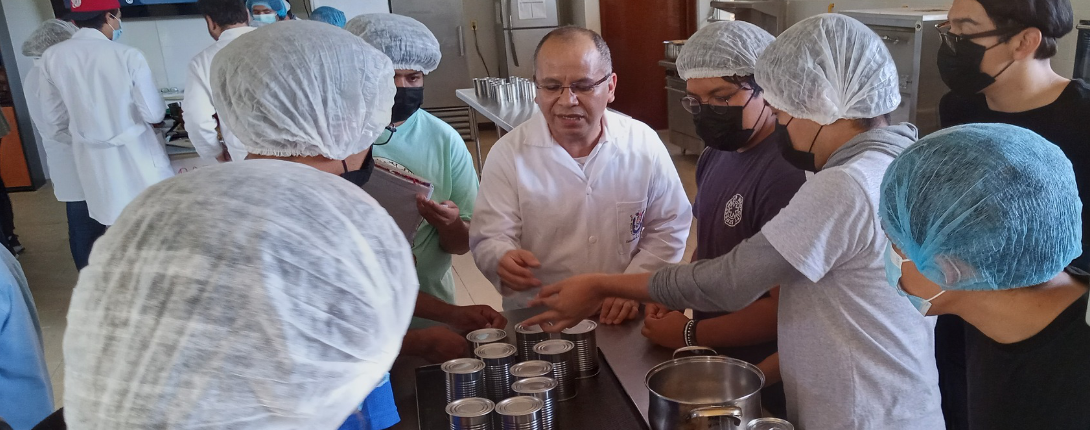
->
[347, 14, 480, 308]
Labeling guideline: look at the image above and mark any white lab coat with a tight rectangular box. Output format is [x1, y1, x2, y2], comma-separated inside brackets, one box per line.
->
[182, 26, 254, 162]
[38, 29, 173, 226]
[23, 59, 84, 202]
[470, 110, 692, 309]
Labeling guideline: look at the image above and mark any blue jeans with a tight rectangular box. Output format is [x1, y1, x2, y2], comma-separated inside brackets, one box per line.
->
[66, 201, 107, 270]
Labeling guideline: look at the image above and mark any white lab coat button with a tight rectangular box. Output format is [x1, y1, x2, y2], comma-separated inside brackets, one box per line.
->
[589, 236, 598, 244]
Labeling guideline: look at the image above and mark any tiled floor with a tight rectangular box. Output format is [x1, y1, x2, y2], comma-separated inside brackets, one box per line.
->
[18, 129, 699, 409]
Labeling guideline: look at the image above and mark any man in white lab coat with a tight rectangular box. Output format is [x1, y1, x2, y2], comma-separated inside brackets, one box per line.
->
[20, 19, 106, 270]
[38, 0, 174, 229]
[182, 0, 254, 163]
[470, 27, 691, 318]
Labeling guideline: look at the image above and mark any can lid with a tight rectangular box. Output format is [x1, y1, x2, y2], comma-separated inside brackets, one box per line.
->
[441, 358, 486, 374]
[561, 319, 598, 335]
[533, 339, 575, 355]
[514, 323, 544, 334]
[446, 397, 495, 418]
[467, 328, 507, 343]
[510, 360, 553, 377]
[512, 376, 558, 394]
[495, 396, 544, 416]
[475, 342, 517, 359]
[747, 418, 795, 430]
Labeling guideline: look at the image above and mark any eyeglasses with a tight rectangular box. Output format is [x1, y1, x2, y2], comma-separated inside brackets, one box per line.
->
[681, 87, 752, 115]
[534, 71, 613, 97]
[934, 21, 1025, 53]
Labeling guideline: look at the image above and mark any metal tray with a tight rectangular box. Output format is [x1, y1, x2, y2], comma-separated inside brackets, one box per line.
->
[415, 349, 649, 430]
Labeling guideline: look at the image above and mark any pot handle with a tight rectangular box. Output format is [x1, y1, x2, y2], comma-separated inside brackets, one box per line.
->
[687, 406, 743, 427]
[672, 346, 719, 359]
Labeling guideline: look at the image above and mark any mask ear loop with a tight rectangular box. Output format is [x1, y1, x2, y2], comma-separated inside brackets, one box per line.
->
[341, 160, 349, 174]
[807, 125, 824, 152]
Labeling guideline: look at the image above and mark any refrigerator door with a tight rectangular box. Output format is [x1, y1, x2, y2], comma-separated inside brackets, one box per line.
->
[499, 27, 554, 78]
[392, 1, 473, 108]
[499, 0, 560, 29]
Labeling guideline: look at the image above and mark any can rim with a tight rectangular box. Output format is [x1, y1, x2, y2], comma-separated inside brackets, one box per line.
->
[512, 376, 559, 393]
[495, 396, 545, 416]
[510, 360, 554, 377]
[467, 328, 507, 343]
[515, 323, 545, 334]
[533, 339, 575, 355]
[441, 358, 486, 374]
[445, 397, 495, 417]
[475, 342, 517, 359]
[561, 319, 598, 335]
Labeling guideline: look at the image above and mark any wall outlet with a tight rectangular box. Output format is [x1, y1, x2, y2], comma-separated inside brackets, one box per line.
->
[471, 20, 478, 30]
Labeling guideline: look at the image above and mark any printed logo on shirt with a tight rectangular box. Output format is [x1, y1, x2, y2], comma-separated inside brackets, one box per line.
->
[628, 210, 645, 243]
[723, 194, 743, 228]
[72, 0, 81, 7]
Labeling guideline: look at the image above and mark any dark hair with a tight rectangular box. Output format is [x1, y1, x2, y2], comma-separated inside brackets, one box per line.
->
[852, 114, 892, 131]
[533, 26, 612, 73]
[73, 9, 119, 30]
[198, 0, 249, 27]
[722, 75, 763, 95]
[977, 0, 1074, 59]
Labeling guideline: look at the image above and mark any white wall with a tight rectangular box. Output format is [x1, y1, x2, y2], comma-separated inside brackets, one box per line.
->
[119, 17, 211, 89]
[2, 0, 55, 179]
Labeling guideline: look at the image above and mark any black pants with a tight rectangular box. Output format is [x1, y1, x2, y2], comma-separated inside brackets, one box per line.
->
[66, 201, 107, 270]
[936, 314, 969, 430]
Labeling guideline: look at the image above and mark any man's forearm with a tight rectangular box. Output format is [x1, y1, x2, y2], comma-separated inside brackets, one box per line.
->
[437, 220, 471, 255]
[695, 296, 778, 347]
[649, 233, 803, 312]
[414, 292, 455, 323]
[598, 272, 655, 302]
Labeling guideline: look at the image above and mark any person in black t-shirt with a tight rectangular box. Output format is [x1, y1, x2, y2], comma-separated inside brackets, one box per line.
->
[935, 2, 1084, 427]
[881, 123, 1090, 430]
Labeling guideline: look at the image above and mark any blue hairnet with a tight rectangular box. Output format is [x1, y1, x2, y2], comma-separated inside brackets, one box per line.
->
[879, 123, 1082, 291]
[310, 6, 345, 27]
[247, 0, 286, 18]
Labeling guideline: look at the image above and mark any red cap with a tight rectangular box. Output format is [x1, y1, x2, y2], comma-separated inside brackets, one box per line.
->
[67, 0, 121, 20]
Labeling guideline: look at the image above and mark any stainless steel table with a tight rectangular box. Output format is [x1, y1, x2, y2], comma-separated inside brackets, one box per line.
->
[390, 307, 673, 429]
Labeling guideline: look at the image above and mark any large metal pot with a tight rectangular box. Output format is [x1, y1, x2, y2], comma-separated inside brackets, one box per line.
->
[664, 40, 686, 60]
[645, 348, 765, 430]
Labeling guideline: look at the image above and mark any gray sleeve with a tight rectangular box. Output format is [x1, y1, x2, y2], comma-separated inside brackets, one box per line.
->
[649, 232, 807, 312]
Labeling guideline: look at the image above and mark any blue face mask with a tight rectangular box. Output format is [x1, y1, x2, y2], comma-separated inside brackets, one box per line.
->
[107, 15, 123, 40]
[885, 242, 946, 316]
[252, 13, 277, 26]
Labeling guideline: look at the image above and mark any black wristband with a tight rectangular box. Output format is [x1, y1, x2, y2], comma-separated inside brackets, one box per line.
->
[683, 318, 698, 347]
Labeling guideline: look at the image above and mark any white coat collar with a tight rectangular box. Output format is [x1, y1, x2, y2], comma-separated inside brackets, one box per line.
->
[218, 26, 255, 43]
[526, 109, 620, 149]
[73, 28, 110, 41]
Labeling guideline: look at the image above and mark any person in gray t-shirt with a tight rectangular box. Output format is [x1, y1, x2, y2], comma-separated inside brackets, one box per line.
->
[524, 14, 944, 430]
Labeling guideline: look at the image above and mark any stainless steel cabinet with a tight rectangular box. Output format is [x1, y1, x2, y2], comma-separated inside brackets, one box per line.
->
[843, 8, 950, 136]
[392, 0, 473, 108]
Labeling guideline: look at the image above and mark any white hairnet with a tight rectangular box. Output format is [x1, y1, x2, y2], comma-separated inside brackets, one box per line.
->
[755, 13, 901, 125]
[64, 160, 419, 430]
[210, 21, 395, 160]
[21, 19, 77, 58]
[345, 14, 442, 74]
[676, 21, 774, 81]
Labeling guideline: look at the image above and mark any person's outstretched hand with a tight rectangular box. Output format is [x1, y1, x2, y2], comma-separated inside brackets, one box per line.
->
[498, 249, 542, 292]
[523, 274, 607, 332]
[448, 304, 508, 332]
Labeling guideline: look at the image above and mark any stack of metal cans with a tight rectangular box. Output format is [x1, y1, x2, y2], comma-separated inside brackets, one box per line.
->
[514, 323, 551, 360]
[443, 358, 487, 403]
[447, 397, 495, 430]
[532, 339, 577, 401]
[560, 320, 599, 378]
[511, 377, 558, 430]
[475, 343, 518, 402]
[495, 396, 546, 430]
[472, 77, 537, 104]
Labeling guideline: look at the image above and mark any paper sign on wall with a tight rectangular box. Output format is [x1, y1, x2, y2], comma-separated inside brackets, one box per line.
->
[517, 0, 548, 19]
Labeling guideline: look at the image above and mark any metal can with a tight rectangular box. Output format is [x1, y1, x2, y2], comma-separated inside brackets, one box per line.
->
[443, 358, 487, 404]
[476, 342, 518, 403]
[494, 396, 544, 430]
[747, 418, 795, 430]
[532, 339, 577, 401]
[509, 360, 553, 381]
[514, 323, 551, 360]
[467, 328, 507, 356]
[447, 397, 495, 430]
[560, 320, 599, 378]
[511, 377, 557, 430]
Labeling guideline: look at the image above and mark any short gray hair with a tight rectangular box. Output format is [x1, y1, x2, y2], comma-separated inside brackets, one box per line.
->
[533, 26, 612, 74]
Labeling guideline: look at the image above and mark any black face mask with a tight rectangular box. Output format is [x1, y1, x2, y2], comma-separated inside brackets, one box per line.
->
[692, 93, 765, 152]
[391, 87, 424, 123]
[776, 118, 823, 172]
[340, 150, 375, 187]
[937, 37, 1015, 97]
